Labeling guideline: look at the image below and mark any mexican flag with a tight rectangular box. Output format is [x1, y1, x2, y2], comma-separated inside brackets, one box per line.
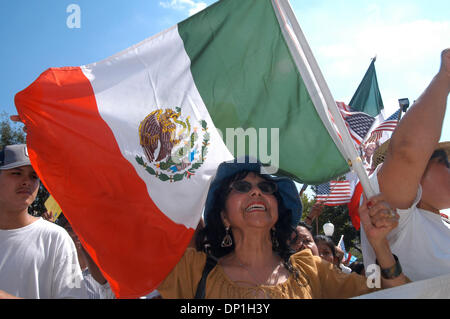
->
[15, 0, 350, 298]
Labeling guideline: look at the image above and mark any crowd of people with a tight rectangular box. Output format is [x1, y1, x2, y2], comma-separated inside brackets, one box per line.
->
[0, 49, 448, 299]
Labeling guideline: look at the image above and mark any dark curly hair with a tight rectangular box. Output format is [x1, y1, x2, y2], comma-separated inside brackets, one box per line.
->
[195, 171, 299, 274]
[313, 235, 337, 258]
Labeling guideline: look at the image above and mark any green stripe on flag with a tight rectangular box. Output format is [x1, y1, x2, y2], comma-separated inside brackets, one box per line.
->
[349, 59, 384, 117]
[178, 0, 349, 184]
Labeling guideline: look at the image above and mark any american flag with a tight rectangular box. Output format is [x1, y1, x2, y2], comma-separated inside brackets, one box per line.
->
[315, 180, 352, 206]
[336, 102, 375, 145]
[346, 109, 403, 229]
[365, 109, 401, 143]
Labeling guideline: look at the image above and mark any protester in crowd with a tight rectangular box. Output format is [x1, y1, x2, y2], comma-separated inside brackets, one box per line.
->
[290, 221, 319, 256]
[0, 144, 87, 299]
[335, 245, 345, 265]
[363, 142, 379, 170]
[303, 203, 324, 226]
[301, 205, 353, 273]
[314, 235, 339, 267]
[156, 157, 409, 298]
[360, 48, 450, 281]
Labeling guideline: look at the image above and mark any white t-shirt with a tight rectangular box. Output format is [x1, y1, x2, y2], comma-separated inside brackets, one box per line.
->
[361, 167, 450, 282]
[0, 218, 87, 298]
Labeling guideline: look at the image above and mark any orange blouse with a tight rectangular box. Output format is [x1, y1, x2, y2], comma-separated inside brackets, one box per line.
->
[158, 248, 376, 299]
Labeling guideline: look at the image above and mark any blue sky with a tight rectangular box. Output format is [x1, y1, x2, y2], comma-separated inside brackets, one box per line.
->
[0, 0, 449, 139]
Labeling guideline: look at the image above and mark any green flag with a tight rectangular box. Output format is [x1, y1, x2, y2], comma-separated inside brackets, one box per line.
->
[348, 58, 384, 117]
[179, 0, 350, 184]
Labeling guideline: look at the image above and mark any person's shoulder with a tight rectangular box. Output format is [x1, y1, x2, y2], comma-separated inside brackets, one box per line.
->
[34, 217, 66, 233]
[290, 249, 321, 268]
[32, 218, 73, 243]
[291, 249, 315, 258]
[183, 247, 207, 263]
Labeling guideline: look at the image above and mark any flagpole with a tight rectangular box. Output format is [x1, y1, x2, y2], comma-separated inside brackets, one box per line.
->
[275, 0, 377, 199]
[397, 97, 410, 122]
[272, 0, 347, 158]
[299, 183, 308, 196]
[337, 234, 344, 248]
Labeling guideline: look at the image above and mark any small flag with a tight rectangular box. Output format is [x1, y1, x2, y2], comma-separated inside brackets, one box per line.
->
[348, 58, 384, 117]
[337, 102, 375, 146]
[365, 109, 401, 144]
[315, 180, 352, 206]
[338, 235, 357, 265]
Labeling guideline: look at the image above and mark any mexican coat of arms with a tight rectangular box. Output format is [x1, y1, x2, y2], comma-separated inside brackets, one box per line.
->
[135, 107, 209, 182]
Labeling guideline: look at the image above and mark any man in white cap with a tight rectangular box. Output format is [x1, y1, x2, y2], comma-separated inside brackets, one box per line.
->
[360, 49, 450, 282]
[0, 144, 87, 298]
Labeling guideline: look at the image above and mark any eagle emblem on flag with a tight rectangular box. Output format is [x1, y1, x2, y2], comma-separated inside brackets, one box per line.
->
[135, 107, 209, 182]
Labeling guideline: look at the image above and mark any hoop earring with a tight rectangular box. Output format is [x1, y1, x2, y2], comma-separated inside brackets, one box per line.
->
[221, 226, 233, 247]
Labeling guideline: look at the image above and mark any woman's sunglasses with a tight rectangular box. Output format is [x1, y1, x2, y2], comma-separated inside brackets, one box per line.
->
[230, 180, 277, 195]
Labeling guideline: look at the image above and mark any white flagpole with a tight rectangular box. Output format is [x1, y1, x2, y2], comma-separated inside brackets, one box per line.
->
[337, 234, 344, 249]
[273, 0, 376, 199]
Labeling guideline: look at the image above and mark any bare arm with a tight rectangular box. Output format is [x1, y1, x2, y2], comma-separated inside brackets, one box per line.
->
[304, 203, 324, 225]
[81, 246, 107, 285]
[378, 49, 450, 209]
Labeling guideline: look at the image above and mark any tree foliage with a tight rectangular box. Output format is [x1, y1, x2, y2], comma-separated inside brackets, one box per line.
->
[0, 112, 49, 216]
[0, 111, 26, 147]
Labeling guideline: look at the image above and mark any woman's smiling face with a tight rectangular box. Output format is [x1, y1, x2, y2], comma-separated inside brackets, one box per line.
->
[222, 172, 279, 231]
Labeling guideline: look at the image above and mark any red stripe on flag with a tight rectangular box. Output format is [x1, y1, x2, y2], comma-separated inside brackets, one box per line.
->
[345, 252, 353, 264]
[15, 67, 193, 298]
[347, 182, 363, 230]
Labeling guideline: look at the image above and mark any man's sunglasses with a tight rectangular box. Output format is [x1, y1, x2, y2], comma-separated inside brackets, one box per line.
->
[230, 180, 277, 194]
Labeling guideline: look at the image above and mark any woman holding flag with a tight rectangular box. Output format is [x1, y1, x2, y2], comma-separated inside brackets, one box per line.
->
[156, 157, 409, 298]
